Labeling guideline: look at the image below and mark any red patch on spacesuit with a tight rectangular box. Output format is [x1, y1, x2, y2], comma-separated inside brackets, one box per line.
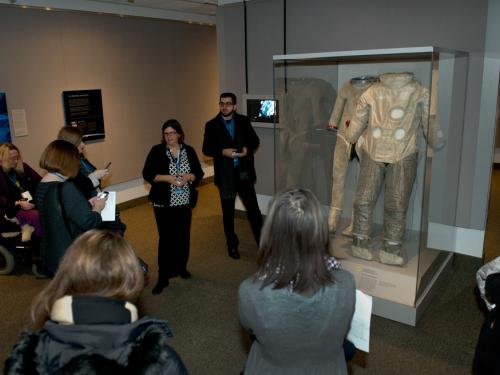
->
[345, 120, 351, 127]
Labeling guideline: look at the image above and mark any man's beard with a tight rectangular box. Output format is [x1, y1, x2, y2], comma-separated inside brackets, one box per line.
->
[221, 109, 234, 118]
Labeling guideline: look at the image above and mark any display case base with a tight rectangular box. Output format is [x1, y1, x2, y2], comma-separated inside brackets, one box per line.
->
[331, 220, 453, 326]
[371, 253, 452, 326]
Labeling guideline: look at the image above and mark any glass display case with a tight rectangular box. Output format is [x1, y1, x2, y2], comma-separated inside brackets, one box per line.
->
[273, 47, 469, 325]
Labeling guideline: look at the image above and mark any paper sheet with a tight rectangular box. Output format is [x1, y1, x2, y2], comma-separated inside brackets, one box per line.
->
[347, 289, 373, 352]
[100, 191, 116, 221]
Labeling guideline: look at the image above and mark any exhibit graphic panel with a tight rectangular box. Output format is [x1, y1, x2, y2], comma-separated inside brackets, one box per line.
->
[62, 89, 105, 141]
[273, 47, 468, 324]
[0, 92, 12, 143]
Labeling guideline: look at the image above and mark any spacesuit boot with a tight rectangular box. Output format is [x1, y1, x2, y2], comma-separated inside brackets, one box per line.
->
[378, 241, 405, 266]
[328, 207, 342, 233]
[352, 236, 373, 261]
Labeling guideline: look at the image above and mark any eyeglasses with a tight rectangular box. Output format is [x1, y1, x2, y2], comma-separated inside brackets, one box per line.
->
[164, 131, 178, 136]
[219, 101, 234, 107]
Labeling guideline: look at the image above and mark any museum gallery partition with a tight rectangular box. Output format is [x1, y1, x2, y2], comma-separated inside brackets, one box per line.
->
[273, 47, 468, 325]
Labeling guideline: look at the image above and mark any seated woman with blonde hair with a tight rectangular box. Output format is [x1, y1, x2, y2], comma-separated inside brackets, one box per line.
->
[0, 143, 42, 242]
[239, 188, 356, 375]
[4, 229, 188, 374]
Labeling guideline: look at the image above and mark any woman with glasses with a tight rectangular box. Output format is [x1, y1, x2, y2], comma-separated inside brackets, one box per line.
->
[143, 119, 204, 295]
[57, 126, 109, 199]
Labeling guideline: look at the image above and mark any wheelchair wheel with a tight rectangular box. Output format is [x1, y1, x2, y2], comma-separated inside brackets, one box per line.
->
[32, 262, 51, 279]
[0, 243, 15, 275]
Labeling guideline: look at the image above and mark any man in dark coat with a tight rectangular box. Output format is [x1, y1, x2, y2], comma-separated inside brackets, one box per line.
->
[203, 92, 263, 259]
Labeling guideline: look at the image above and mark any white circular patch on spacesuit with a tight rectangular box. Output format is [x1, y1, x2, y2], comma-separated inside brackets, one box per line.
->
[357, 135, 365, 148]
[394, 128, 406, 140]
[372, 127, 382, 138]
[390, 107, 405, 120]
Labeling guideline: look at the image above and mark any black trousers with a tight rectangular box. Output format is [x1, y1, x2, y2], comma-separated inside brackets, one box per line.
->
[153, 205, 192, 282]
[220, 179, 263, 249]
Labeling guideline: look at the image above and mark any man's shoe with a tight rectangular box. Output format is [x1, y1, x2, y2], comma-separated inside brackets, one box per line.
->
[228, 247, 240, 259]
[179, 270, 191, 279]
[152, 279, 169, 295]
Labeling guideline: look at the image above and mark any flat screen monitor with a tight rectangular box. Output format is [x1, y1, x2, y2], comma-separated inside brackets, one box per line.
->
[246, 98, 279, 124]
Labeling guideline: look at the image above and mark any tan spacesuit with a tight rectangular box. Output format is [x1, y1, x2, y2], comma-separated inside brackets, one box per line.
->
[346, 72, 438, 266]
[276, 78, 336, 192]
[327, 76, 377, 234]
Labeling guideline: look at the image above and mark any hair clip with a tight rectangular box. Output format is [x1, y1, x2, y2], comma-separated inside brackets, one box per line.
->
[290, 200, 304, 215]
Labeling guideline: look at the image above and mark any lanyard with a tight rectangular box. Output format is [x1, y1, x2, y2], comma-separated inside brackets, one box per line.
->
[167, 145, 182, 174]
[7, 170, 21, 189]
[80, 157, 96, 174]
[49, 172, 66, 181]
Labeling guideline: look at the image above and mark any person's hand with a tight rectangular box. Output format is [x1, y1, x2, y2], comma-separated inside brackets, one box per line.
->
[328, 122, 338, 129]
[17, 200, 35, 210]
[168, 175, 180, 185]
[222, 148, 237, 158]
[91, 169, 109, 180]
[238, 147, 248, 157]
[89, 195, 107, 213]
[172, 175, 188, 187]
[180, 173, 195, 184]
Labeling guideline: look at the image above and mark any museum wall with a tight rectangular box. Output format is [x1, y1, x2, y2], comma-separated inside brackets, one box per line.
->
[0, 6, 218, 185]
[471, 0, 500, 227]
[217, 0, 491, 230]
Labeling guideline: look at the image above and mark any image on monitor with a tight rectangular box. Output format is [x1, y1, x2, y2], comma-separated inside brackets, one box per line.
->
[247, 98, 279, 124]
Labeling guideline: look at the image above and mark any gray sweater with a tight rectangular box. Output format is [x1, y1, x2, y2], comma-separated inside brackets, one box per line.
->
[238, 269, 355, 375]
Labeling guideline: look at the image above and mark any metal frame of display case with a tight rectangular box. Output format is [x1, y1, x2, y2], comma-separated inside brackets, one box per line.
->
[272, 46, 469, 325]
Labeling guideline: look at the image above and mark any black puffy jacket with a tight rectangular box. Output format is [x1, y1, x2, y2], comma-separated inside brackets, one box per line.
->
[5, 297, 188, 375]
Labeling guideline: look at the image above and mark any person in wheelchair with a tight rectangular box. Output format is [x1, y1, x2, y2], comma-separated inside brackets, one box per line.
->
[0, 143, 42, 242]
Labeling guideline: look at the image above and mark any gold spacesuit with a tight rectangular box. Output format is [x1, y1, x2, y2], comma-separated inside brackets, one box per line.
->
[345, 72, 438, 266]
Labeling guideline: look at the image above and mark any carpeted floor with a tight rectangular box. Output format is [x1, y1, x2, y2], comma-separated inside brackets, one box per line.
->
[0, 182, 487, 374]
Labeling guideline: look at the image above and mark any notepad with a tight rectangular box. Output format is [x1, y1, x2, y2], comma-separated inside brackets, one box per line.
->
[347, 289, 373, 352]
[100, 191, 116, 221]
